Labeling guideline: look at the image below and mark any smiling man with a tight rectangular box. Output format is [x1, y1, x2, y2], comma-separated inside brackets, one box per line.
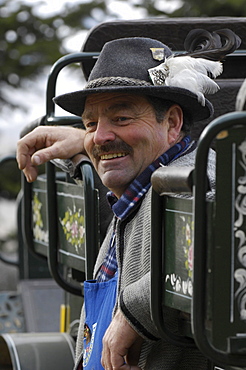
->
[17, 36, 226, 369]
[82, 93, 183, 198]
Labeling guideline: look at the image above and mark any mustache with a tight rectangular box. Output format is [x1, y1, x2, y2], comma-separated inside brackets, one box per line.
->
[92, 141, 133, 158]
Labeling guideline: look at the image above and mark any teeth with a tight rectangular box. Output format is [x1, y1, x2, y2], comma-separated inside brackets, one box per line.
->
[100, 153, 126, 160]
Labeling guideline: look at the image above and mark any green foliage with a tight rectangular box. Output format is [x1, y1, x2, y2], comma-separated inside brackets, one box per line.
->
[170, 0, 246, 17]
[0, 0, 107, 109]
[1, 0, 245, 112]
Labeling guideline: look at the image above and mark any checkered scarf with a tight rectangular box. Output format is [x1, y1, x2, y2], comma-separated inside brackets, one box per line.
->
[97, 136, 194, 282]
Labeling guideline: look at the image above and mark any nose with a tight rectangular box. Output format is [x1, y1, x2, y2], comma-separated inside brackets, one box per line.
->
[93, 118, 116, 145]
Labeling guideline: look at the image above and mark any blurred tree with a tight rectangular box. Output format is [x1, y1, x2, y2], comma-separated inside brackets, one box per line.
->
[171, 0, 246, 17]
[1, 0, 245, 112]
[127, 0, 246, 18]
[0, 0, 107, 110]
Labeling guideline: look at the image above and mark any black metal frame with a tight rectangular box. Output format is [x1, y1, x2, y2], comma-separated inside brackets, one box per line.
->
[151, 111, 246, 366]
[0, 155, 19, 267]
[151, 190, 195, 347]
[22, 52, 100, 295]
[15, 20, 246, 366]
[193, 111, 246, 367]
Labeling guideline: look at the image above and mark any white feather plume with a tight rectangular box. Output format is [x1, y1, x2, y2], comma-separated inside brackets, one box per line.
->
[236, 78, 246, 111]
[148, 55, 223, 106]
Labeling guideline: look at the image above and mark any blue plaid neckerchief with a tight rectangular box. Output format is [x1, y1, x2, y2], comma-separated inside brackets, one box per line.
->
[96, 136, 193, 282]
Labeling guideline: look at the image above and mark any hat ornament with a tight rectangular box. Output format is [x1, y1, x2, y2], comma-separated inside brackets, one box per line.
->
[148, 29, 241, 106]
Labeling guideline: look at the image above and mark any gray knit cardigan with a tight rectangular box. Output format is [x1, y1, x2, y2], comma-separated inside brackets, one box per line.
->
[74, 147, 217, 370]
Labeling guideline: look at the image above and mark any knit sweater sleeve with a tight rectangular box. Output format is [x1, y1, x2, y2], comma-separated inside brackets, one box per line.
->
[119, 271, 160, 340]
[119, 272, 182, 344]
[115, 189, 161, 341]
[117, 147, 216, 342]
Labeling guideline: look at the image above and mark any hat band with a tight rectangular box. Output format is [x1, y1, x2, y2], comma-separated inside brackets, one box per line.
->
[86, 76, 152, 89]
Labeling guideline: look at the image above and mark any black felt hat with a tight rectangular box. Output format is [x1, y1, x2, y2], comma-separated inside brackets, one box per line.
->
[54, 37, 214, 122]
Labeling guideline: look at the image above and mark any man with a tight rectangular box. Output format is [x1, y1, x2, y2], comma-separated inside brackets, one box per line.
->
[17, 36, 222, 369]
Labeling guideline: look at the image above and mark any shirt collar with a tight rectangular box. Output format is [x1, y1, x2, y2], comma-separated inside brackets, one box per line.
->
[107, 136, 193, 220]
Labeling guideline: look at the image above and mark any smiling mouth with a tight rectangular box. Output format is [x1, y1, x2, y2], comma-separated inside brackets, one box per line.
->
[100, 153, 127, 160]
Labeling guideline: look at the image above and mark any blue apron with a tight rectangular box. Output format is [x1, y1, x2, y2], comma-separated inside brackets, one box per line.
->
[83, 273, 118, 369]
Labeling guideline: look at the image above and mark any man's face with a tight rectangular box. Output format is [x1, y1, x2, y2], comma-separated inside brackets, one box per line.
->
[82, 93, 174, 198]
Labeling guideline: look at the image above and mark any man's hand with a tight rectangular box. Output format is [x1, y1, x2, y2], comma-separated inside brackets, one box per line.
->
[101, 310, 143, 370]
[16, 126, 86, 182]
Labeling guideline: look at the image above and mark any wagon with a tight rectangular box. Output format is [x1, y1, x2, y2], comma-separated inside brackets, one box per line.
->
[0, 17, 246, 370]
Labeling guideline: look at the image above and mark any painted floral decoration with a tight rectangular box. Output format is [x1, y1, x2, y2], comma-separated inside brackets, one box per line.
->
[32, 192, 49, 243]
[183, 217, 194, 278]
[165, 214, 194, 297]
[60, 205, 85, 253]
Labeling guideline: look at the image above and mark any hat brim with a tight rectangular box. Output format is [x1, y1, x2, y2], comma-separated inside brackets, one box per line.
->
[53, 85, 213, 122]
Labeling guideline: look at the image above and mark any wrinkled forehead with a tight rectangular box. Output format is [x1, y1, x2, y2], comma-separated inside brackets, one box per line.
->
[84, 92, 149, 105]
[82, 92, 151, 117]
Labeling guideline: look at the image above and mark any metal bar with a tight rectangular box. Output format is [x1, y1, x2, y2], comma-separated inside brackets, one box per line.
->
[150, 190, 195, 346]
[45, 52, 99, 118]
[80, 162, 99, 280]
[46, 161, 82, 296]
[44, 52, 98, 295]
[151, 166, 194, 195]
[192, 111, 246, 366]
[0, 155, 19, 266]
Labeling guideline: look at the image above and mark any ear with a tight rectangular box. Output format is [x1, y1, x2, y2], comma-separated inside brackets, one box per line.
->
[166, 105, 184, 145]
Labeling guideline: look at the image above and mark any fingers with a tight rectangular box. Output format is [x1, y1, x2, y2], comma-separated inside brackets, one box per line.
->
[16, 127, 48, 173]
[101, 342, 142, 370]
[16, 125, 86, 182]
[101, 311, 143, 370]
[101, 360, 141, 370]
[101, 347, 124, 370]
[16, 138, 39, 182]
[101, 337, 143, 369]
[17, 127, 62, 168]
[22, 166, 38, 183]
[16, 138, 36, 171]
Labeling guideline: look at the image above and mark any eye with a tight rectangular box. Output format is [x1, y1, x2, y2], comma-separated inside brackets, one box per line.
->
[114, 116, 131, 124]
[118, 117, 128, 121]
[84, 121, 97, 131]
